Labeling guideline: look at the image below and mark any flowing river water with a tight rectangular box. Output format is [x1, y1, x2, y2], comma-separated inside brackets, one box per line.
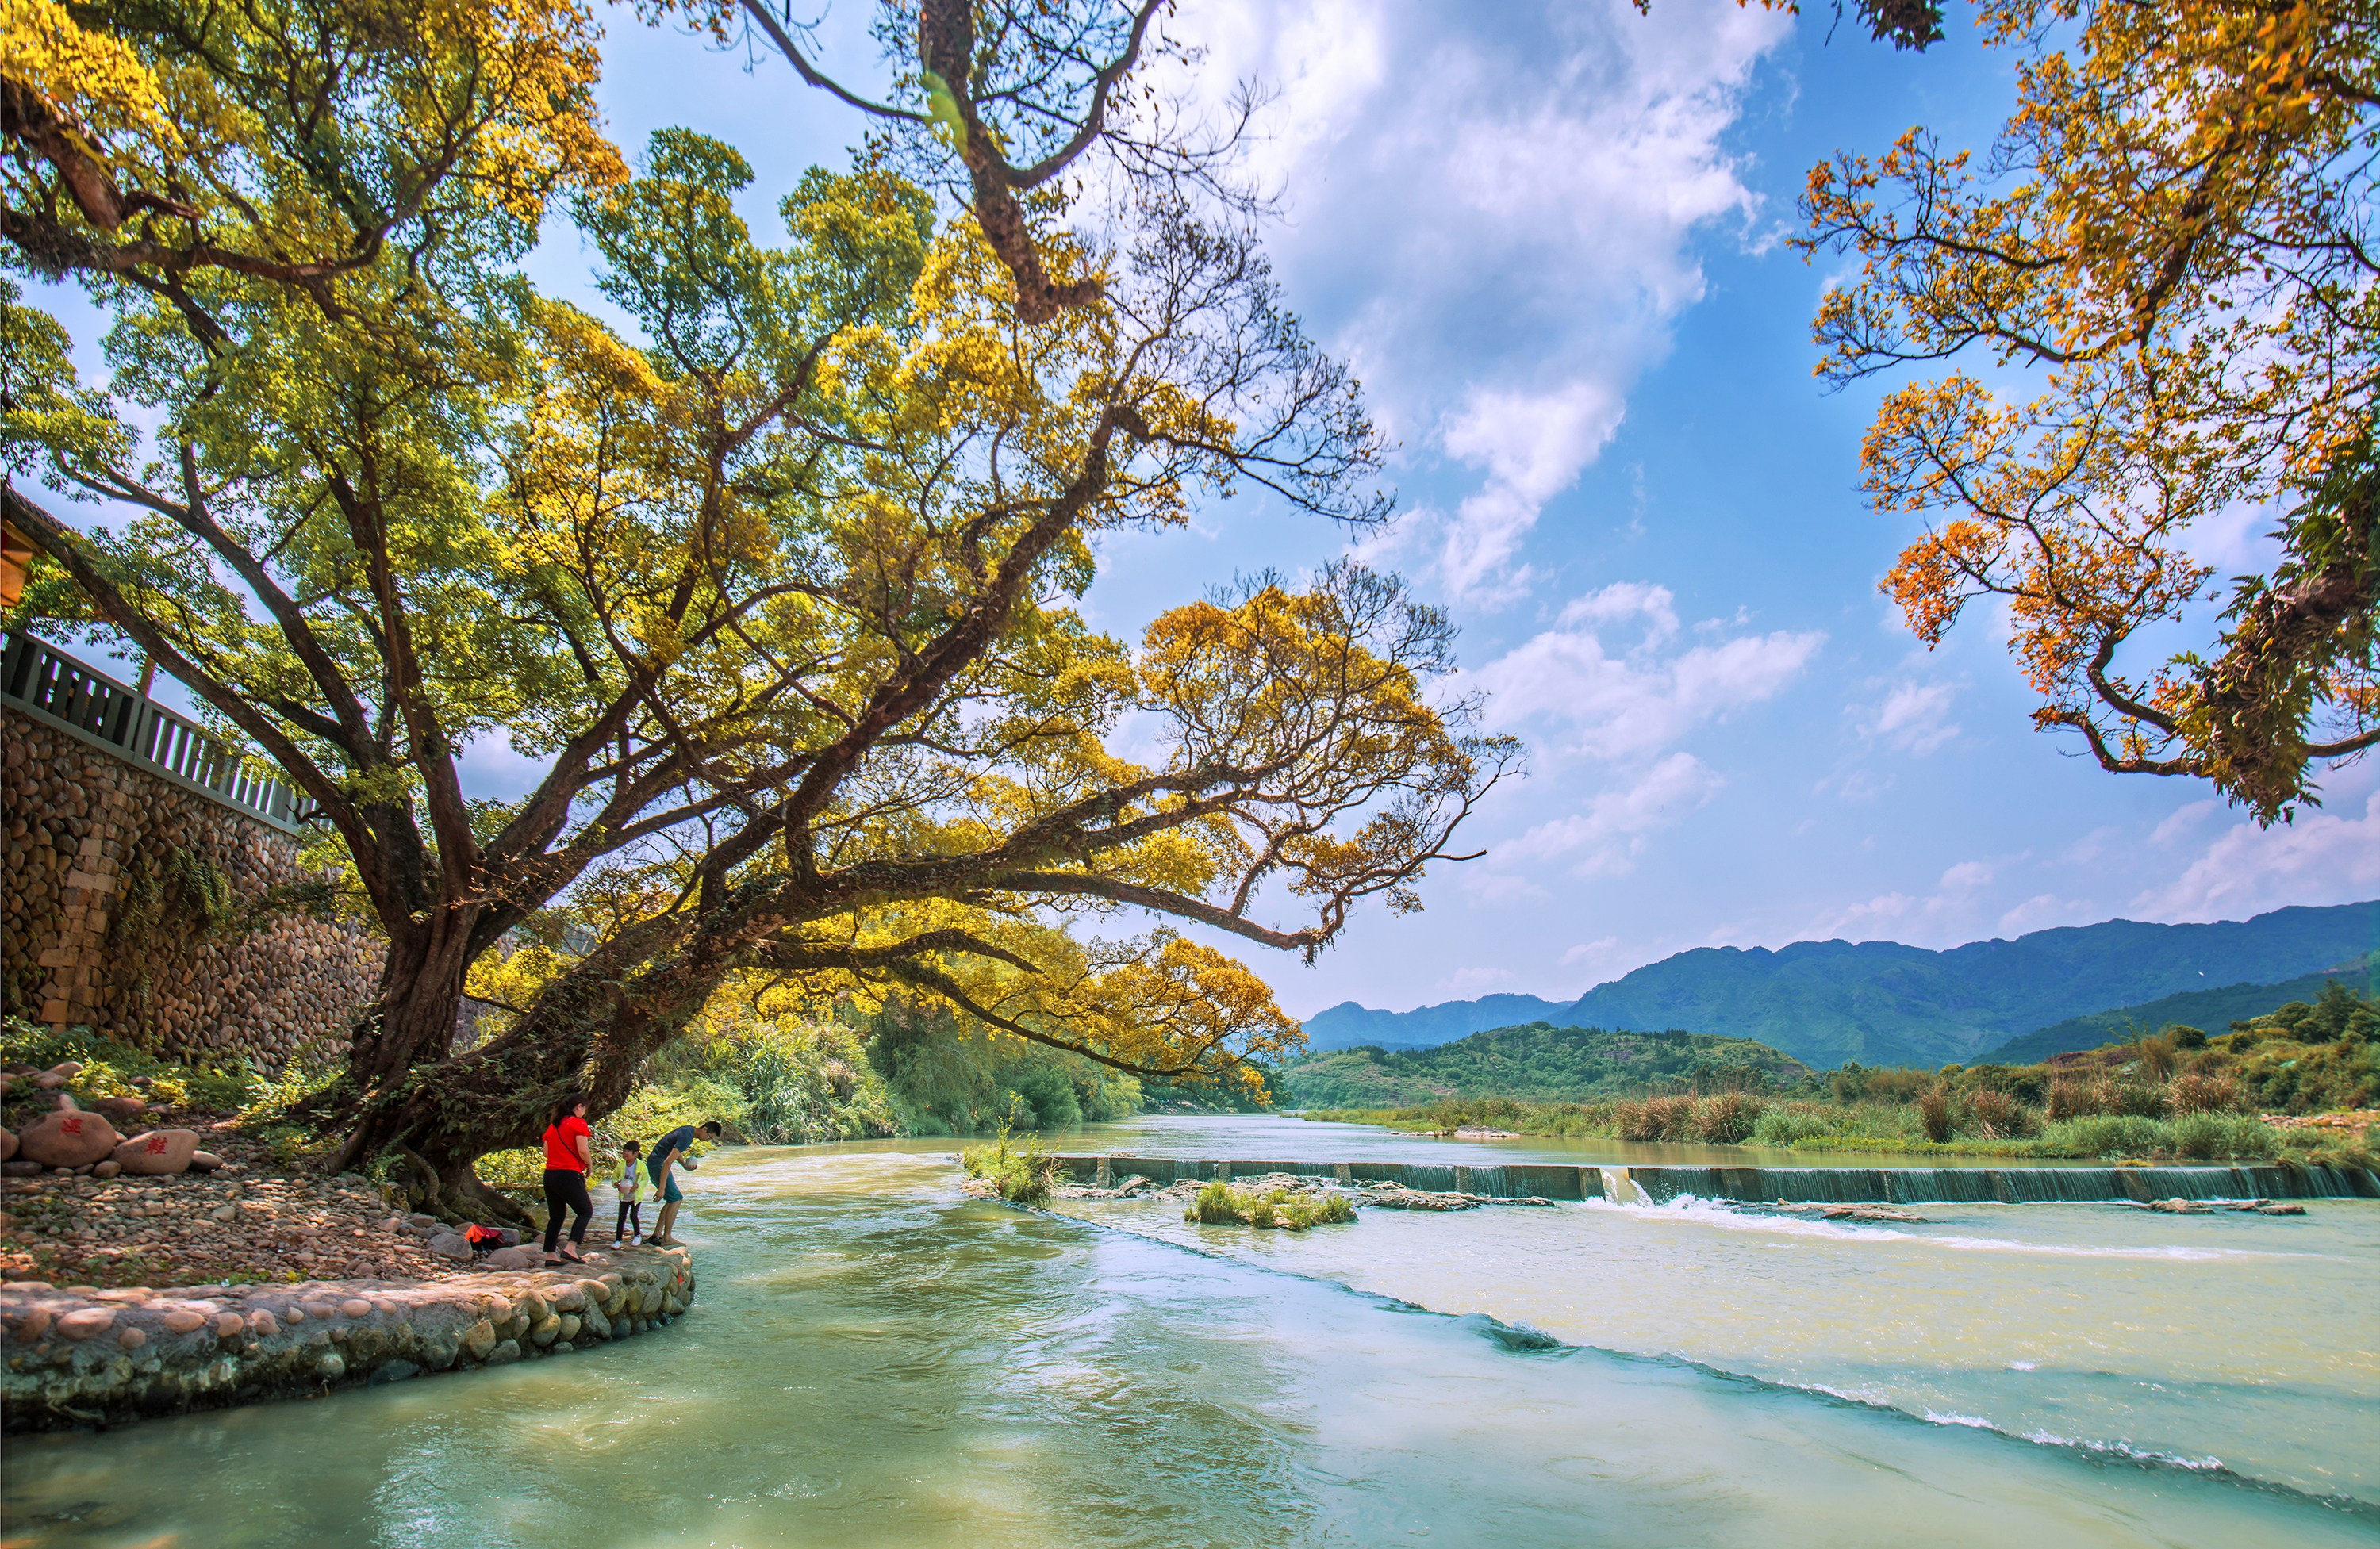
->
[2, 1114, 2374, 1547]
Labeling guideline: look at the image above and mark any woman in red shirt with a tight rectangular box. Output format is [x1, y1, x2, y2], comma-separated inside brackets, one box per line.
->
[542, 1091, 595, 1264]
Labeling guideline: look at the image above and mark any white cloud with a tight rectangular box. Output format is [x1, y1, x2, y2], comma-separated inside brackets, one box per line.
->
[1492, 751, 1722, 877]
[2150, 799, 2218, 845]
[1998, 893, 2088, 934]
[1561, 936, 1622, 966]
[1867, 680, 1961, 756]
[2136, 789, 2380, 920]
[1560, 581, 1679, 638]
[1436, 382, 1626, 600]
[1168, 0, 1792, 601]
[1475, 592, 1822, 760]
[1940, 860, 1993, 891]
[1438, 964, 1517, 995]
[1821, 891, 1918, 937]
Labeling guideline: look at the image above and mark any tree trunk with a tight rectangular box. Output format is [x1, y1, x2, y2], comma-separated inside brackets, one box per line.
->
[349, 911, 482, 1091]
[340, 918, 732, 1204]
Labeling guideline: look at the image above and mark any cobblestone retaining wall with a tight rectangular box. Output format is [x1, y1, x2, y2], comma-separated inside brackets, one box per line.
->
[2, 707, 380, 1068]
[0, 1247, 697, 1431]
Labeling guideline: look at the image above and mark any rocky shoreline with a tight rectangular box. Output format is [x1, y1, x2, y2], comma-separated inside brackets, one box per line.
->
[0, 1242, 696, 1432]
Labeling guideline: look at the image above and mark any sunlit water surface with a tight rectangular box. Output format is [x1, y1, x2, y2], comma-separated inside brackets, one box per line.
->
[0, 1118, 2370, 1547]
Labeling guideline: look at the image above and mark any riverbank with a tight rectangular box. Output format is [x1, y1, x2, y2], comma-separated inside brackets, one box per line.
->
[0, 1241, 695, 1432]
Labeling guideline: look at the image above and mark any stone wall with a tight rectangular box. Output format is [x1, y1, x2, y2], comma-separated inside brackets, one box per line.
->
[0, 1246, 698, 1431]
[2, 707, 380, 1069]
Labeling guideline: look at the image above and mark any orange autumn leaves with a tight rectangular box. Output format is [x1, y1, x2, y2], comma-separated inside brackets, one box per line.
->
[1804, 0, 2377, 819]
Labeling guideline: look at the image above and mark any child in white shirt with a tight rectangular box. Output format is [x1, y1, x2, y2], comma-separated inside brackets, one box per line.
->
[612, 1140, 645, 1246]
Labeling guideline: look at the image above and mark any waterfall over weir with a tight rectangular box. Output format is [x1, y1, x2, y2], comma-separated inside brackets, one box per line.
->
[1048, 1155, 2380, 1205]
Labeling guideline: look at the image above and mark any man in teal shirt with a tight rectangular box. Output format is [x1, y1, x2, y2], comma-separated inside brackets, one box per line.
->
[644, 1120, 723, 1246]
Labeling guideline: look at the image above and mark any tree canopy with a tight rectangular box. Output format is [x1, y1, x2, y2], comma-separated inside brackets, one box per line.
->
[2, 0, 1512, 1214]
[1801, 0, 2378, 822]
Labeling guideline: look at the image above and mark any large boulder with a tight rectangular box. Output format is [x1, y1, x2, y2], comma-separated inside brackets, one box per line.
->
[89, 1095, 148, 1124]
[112, 1129, 201, 1176]
[0, 1126, 14, 1160]
[17, 1108, 121, 1168]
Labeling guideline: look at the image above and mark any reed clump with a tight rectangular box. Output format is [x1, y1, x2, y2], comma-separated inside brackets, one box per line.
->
[1184, 1181, 1355, 1230]
[962, 1130, 1054, 1205]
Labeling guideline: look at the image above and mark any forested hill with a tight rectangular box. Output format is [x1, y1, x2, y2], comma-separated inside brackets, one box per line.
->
[1983, 954, 2380, 1065]
[1282, 1023, 1810, 1110]
[1302, 901, 2380, 1070]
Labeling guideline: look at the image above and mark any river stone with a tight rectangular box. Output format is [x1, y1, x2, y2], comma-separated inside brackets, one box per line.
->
[370, 1359, 420, 1385]
[213, 1312, 244, 1339]
[89, 1095, 147, 1124]
[93, 1160, 121, 1178]
[17, 1110, 120, 1169]
[461, 1318, 497, 1360]
[188, 1151, 225, 1171]
[160, 1309, 207, 1334]
[315, 1351, 345, 1380]
[118, 1326, 146, 1350]
[112, 1129, 200, 1176]
[578, 1304, 611, 1341]
[13, 1307, 53, 1340]
[482, 1246, 539, 1271]
[340, 1298, 372, 1318]
[486, 1339, 522, 1364]
[426, 1233, 470, 1261]
[56, 1307, 115, 1340]
[248, 1309, 278, 1337]
[0, 1126, 15, 1160]
[529, 1314, 562, 1347]
[516, 1290, 550, 1325]
[557, 1313, 582, 1342]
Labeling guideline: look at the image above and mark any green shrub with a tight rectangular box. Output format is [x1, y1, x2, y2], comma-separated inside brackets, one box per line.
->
[1183, 1181, 1353, 1229]
[1917, 1087, 1952, 1143]
[961, 1130, 1054, 1205]
[1689, 1091, 1763, 1143]
[1961, 1087, 2031, 1138]
[2040, 1114, 2169, 1157]
[2167, 1071, 2242, 1114]
[1750, 1107, 1837, 1146]
[2171, 1111, 2275, 1160]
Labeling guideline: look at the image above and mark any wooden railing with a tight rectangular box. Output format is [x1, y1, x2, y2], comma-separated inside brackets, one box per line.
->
[2, 631, 302, 832]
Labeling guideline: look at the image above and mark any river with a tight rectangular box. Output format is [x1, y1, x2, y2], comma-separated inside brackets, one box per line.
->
[2, 1115, 2373, 1546]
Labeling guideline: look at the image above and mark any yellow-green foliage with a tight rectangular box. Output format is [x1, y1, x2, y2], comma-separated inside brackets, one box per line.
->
[1184, 1180, 1355, 1230]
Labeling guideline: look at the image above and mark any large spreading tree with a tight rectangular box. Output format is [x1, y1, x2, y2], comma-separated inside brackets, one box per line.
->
[2, 0, 1511, 1215]
[1801, 0, 2377, 821]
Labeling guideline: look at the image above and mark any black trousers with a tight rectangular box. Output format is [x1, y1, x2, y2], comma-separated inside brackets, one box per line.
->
[615, 1201, 643, 1238]
[543, 1168, 593, 1252]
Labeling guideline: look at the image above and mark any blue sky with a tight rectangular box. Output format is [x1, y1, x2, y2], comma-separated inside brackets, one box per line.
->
[36, 1, 2380, 1017]
[572, 1, 2378, 1016]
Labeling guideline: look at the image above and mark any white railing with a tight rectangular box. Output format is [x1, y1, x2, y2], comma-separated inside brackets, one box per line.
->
[2, 631, 302, 832]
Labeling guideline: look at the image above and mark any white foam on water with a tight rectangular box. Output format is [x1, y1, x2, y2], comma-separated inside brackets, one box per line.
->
[1581, 1193, 2317, 1261]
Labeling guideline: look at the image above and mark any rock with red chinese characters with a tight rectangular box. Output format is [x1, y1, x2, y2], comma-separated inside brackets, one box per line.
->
[15, 1108, 121, 1169]
[112, 1128, 202, 1176]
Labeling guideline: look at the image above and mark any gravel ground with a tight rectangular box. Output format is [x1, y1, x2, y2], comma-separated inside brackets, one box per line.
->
[0, 1116, 451, 1288]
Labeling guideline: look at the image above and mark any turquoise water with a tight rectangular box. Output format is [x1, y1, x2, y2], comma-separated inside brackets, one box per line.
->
[2, 1130, 2373, 1546]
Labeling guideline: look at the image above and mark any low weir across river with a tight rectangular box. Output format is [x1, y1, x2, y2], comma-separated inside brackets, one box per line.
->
[1048, 1153, 2380, 1204]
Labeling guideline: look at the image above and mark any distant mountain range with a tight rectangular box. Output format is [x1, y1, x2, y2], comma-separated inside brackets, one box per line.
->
[1981, 953, 2380, 1065]
[1301, 901, 2380, 1070]
[1284, 1022, 1810, 1110]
